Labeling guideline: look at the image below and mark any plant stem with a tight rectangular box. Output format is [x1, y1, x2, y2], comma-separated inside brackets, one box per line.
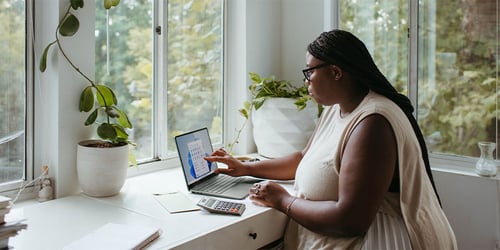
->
[227, 103, 254, 155]
[56, 6, 95, 87]
[55, 5, 109, 108]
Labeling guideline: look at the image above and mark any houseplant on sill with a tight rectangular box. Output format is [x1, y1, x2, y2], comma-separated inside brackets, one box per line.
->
[228, 72, 322, 158]
[40, 0, 135, 197]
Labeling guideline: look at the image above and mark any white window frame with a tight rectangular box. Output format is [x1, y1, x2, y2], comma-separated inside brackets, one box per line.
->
[129, 0, 228, 176]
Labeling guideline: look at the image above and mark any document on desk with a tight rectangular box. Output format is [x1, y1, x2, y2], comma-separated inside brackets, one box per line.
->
[63, 223, 161, 250]
[154, 192, 201, 213]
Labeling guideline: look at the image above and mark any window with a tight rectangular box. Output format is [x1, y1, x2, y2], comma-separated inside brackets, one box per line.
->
[418, 0, 498, 158]
[340, 1, 409, 95]
[0, 0, 29, 187]
[340, 1, 499, 161]
[95, 0, 224, 164]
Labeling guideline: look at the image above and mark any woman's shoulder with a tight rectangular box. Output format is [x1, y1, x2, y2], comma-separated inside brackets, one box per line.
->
[360, 91, 404, 116]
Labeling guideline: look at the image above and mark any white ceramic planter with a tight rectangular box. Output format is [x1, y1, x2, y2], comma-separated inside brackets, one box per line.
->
[76, 140, 129, 197]
[252, 98, 318, 158]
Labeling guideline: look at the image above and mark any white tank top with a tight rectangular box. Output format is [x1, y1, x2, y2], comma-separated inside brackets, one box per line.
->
[285, 91, 456, 249]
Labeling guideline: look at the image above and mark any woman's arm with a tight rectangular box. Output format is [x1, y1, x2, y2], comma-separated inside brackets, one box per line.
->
[256, 114, 398, 237]
[205, 150, 303, 180]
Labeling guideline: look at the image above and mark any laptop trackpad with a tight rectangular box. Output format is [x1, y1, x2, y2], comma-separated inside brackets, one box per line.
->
[222, 182, 254, 199]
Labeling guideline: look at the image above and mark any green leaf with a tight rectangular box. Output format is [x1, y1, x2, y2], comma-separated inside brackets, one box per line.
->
[97, 123, 117, 140]
[39, 42, 55, 72]
[112, 124, 129, 140]
[128, 145, 137, 167]
[79, 86, 94, 112]
[84, 109, 98, 126]
[238, 108, 249, 119]
[249, 72, 261, 83]
[59, 14, 80, 37]
[253, 97, 266, 110]
[104, 0, 120, 9]
[95, 85, 117, 107]
[243, 101, 251, 111]
[70, 0, 84, 10]
[114, 107, 132, 128]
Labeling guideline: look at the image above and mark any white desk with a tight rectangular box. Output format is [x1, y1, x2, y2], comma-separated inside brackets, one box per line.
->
[8, 168, 292, 249]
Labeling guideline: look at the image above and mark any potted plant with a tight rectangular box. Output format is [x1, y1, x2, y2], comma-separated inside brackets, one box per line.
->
[39, 0, 134, 197]
[228, 72, 322, 158]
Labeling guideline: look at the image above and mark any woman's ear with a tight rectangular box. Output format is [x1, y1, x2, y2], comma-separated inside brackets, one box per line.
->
[331, 65, 342, 80]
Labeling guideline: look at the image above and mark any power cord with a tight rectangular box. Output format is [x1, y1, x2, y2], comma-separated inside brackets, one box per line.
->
[11, 166, 51, 206]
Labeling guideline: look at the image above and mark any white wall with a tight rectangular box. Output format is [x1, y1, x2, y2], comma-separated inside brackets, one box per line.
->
[34, 0, 95, 197]
[280, 0, 324, 83]
[225, 0, 325, 155]
[433, 168, 500, 249]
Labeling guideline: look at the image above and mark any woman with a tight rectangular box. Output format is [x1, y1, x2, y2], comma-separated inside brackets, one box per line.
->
[205, 29, 456, 249]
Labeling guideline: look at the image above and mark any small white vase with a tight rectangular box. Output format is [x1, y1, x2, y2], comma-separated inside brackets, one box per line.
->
[475, 141, 497, 177]
[76, 140, 129, 197]
[252, 98, 318, 158]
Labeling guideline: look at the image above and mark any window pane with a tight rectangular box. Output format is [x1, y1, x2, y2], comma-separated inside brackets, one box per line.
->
[96, 1, 224, 161]
[340, 0, 409, 95]
[166, 0, 224, 152]
[95, 1, 153, 161]
[418, 1, 499, 158]
[0, 0, 26, 183]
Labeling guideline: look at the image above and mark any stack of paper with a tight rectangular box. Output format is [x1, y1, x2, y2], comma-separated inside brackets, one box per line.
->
[0, 196, 11, 224]
[0, 196, 27, 249]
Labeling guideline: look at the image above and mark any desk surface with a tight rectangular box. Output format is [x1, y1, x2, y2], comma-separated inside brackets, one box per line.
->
[8, 168, 293, 249]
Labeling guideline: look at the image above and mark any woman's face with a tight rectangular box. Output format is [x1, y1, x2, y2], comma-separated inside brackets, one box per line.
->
[304, 52, 339, 106]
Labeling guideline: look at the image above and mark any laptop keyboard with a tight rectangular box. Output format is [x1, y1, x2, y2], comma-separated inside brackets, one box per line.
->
[194, 175, 240, 194]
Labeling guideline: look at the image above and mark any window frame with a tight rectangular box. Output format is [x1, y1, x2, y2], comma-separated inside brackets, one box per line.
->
[0, 0, 35, 198]
[408, 0, 495, 171]
[124, 0, 228, 176]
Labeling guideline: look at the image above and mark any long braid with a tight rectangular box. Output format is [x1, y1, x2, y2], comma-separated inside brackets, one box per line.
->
[308, 30, 441, 205]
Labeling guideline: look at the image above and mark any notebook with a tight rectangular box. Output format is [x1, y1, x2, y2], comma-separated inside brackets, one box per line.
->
[175, 128, 260, 200]
[63, 223, 161, 250]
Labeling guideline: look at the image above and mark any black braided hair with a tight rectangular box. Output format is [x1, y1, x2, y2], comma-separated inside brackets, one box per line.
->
[307, 29, 441, 205]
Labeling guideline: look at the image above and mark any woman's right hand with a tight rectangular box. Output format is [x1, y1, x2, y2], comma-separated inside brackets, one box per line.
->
[204, 148, 251, 177]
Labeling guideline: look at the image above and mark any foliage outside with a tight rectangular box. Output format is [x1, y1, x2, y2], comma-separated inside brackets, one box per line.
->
[341, 0, 499, 157]
[0, 0, 25, 182]
[94, 0, 223, 160]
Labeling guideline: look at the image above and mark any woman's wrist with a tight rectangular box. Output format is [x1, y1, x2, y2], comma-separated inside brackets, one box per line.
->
[242, 162, 254, 176]
[281, 195, 298, 216]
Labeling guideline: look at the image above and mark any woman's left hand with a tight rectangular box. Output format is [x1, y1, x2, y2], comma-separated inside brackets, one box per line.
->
[249, 180, 290, 209]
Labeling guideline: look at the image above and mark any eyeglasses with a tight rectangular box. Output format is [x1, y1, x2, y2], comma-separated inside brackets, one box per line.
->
[302, 63, 330, 82]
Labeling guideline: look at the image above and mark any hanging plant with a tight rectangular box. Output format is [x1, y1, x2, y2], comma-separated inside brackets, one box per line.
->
[39, 0, 133, 148]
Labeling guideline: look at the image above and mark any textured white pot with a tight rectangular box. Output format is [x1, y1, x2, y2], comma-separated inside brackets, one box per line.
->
[76, 140, 129, 197]
[252, 98, 318, 158]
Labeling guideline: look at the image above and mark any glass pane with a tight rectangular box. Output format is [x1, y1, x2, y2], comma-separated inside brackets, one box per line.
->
[0, 0, 26, 183]
[418, 0, 499, 158]
[95, 1, 153, 161]
[166, 0, 224, 152]
[340, 0, 409, 94]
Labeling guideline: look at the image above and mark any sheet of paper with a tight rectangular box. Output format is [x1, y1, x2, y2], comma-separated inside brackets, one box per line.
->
[154, 192, 200, 213]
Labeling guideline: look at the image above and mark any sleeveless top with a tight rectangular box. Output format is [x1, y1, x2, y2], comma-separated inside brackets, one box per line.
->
[284, 91, 457, 249]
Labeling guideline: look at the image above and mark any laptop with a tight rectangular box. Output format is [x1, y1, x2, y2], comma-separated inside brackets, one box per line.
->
[174, 127, 261, 200]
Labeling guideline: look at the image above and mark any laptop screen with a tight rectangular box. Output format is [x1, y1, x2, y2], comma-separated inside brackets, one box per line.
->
[175, 128, 218, 186]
